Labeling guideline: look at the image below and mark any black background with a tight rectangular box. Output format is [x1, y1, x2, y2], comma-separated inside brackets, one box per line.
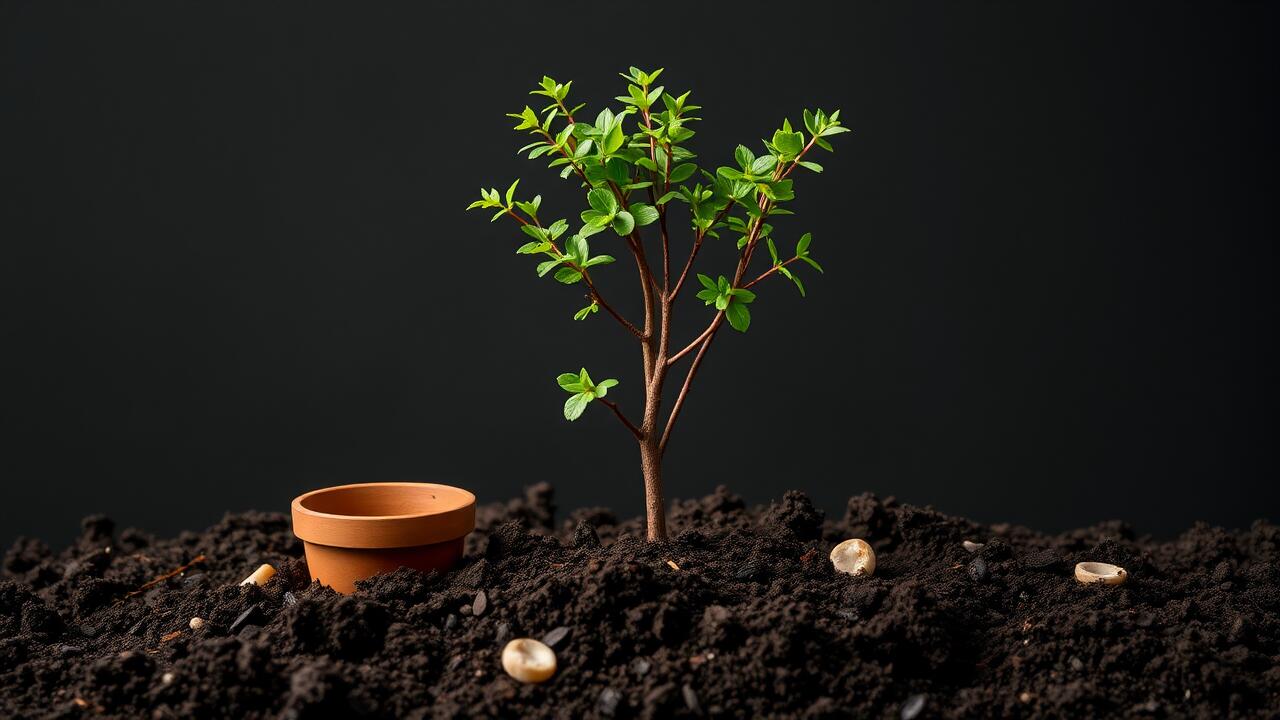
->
[2, 2, 1276, 549]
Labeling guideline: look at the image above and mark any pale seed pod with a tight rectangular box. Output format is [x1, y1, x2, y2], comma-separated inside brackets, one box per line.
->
[830, 538, 876, 577]
[501, 638, 557, 683]
[1074, 561, 1127, 585]
[240, 563, 276, 587]
[188, 617, 205, 630]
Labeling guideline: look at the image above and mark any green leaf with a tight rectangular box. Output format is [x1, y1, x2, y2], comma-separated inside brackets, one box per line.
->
[728, 287, 756, 303]
[797, 160, 824, 173]
[724, 301, 751, 332]
[734, 144, 755, 170]
[582, 254, 615, 268]
[697, 274, 717, 291]
[655, 190, 681, 205]
[564, 392, 592, 421]
[778, 265, 806, 297]
[516, 241, 549, 254]
[668, 163, 697, 183]
[750, 155, 777, 176]
[772, 130, 804, 158]
[696, 288, 718, 304]
[557, 373, 585, 392]
[631, 204, 659, 226]
[567, 234, 589, 263]
[504, 179, 520, 206]
[547, 219, 569, 239]
[606, 157, 630, 185]
[803, 108, 818, 137]
[603, 123, 625, 154]
[536, 258, 566, 276]
[767, 238, 779, 265]
[595, 378, 618, 397]
[611, 210, 634, 236]
[714, 294, 729, 311]
[799, 255, 825, 273]
[797, 232, 812, 256]
[519, 225, 545, 241]
[554, 267, 583, 284]
[587, 188, 617, 215]
[573, 302, 600, 321]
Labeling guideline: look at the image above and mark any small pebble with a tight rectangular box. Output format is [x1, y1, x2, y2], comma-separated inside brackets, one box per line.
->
[229, 605, 262, 634]
[473, 590, 488, 617]
[283, 591, 298, 607]
[58, 644, 83, 656]
[501, 638, 556, 683]
[598, 687, 621, 717]
[188, 617, 205, 630]
[901, 693, 927, 720]
[682, 684, 703, 715]
[495, 622, 510, 644]
[460, 604, 472, 616]
[161, 672, 175, 684]
[542, 625, 570, 648]
[962, 540, 984, 553]
[183, 573, 207, 587]
[1069, 656, 1084, 671]
[447, 655, 463, 671]
[967, 557, 990, 583]
[1019, 692, 1033, 703]
[443, 614, 457, 631]
[830, 539, 876, 576]
[631, 657, 651, 677]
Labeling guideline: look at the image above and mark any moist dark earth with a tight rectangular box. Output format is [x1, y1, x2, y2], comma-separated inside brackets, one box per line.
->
[2, 486, 1278, 718]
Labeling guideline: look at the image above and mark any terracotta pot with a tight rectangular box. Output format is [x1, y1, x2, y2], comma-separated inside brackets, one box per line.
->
[291, 482, 475, 593]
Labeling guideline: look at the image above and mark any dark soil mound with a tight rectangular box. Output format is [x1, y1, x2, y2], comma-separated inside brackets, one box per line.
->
[2, 486, 1278, 718]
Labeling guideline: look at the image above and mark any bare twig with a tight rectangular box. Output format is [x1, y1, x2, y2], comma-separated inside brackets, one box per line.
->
[121, 555, 206, 600]
[599, 398, 644, 440]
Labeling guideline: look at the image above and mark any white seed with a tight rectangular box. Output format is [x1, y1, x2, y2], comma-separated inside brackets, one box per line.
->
[1074, 561, 1127, 585]
[830, 539, 876, 577]
[501, 638, 557, 683]
[161, 672, 175, 685]
[188, 617, 205, 630]
[962, 540, 985, 553]
[240, 563, 276, 587]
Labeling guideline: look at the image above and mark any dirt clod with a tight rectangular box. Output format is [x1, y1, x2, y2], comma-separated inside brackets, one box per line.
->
[0, 487, 1277, 717]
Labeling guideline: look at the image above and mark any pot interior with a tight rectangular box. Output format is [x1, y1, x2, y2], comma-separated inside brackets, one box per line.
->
[299, 483, 470, 519]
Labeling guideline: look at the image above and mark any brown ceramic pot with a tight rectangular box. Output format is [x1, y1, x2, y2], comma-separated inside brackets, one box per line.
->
[291, 482, 475, 593]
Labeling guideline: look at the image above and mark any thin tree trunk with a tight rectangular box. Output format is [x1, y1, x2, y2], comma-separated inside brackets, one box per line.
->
[639, 435, 666, 541]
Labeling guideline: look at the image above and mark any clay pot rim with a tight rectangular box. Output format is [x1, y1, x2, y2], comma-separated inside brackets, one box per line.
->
[292, 482, 476, 549]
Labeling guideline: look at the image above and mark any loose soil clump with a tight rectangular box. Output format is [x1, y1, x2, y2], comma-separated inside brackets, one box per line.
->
[2, 486, 1278, 718]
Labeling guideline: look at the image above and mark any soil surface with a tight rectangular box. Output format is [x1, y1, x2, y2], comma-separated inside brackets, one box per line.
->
[2, 486, 1277, 718]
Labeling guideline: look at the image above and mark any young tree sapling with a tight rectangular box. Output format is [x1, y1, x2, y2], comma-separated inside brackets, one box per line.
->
[467, 67, 849, 540]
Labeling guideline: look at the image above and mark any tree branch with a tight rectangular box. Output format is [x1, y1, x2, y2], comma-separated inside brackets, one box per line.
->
[743, 256, 800, 289]
[502, 208, 642, 340]
[659, 316, 722, 453]
[599, 398, 644, 441]
[669, 203, 733, 300]
[666, 316, 719, 366]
